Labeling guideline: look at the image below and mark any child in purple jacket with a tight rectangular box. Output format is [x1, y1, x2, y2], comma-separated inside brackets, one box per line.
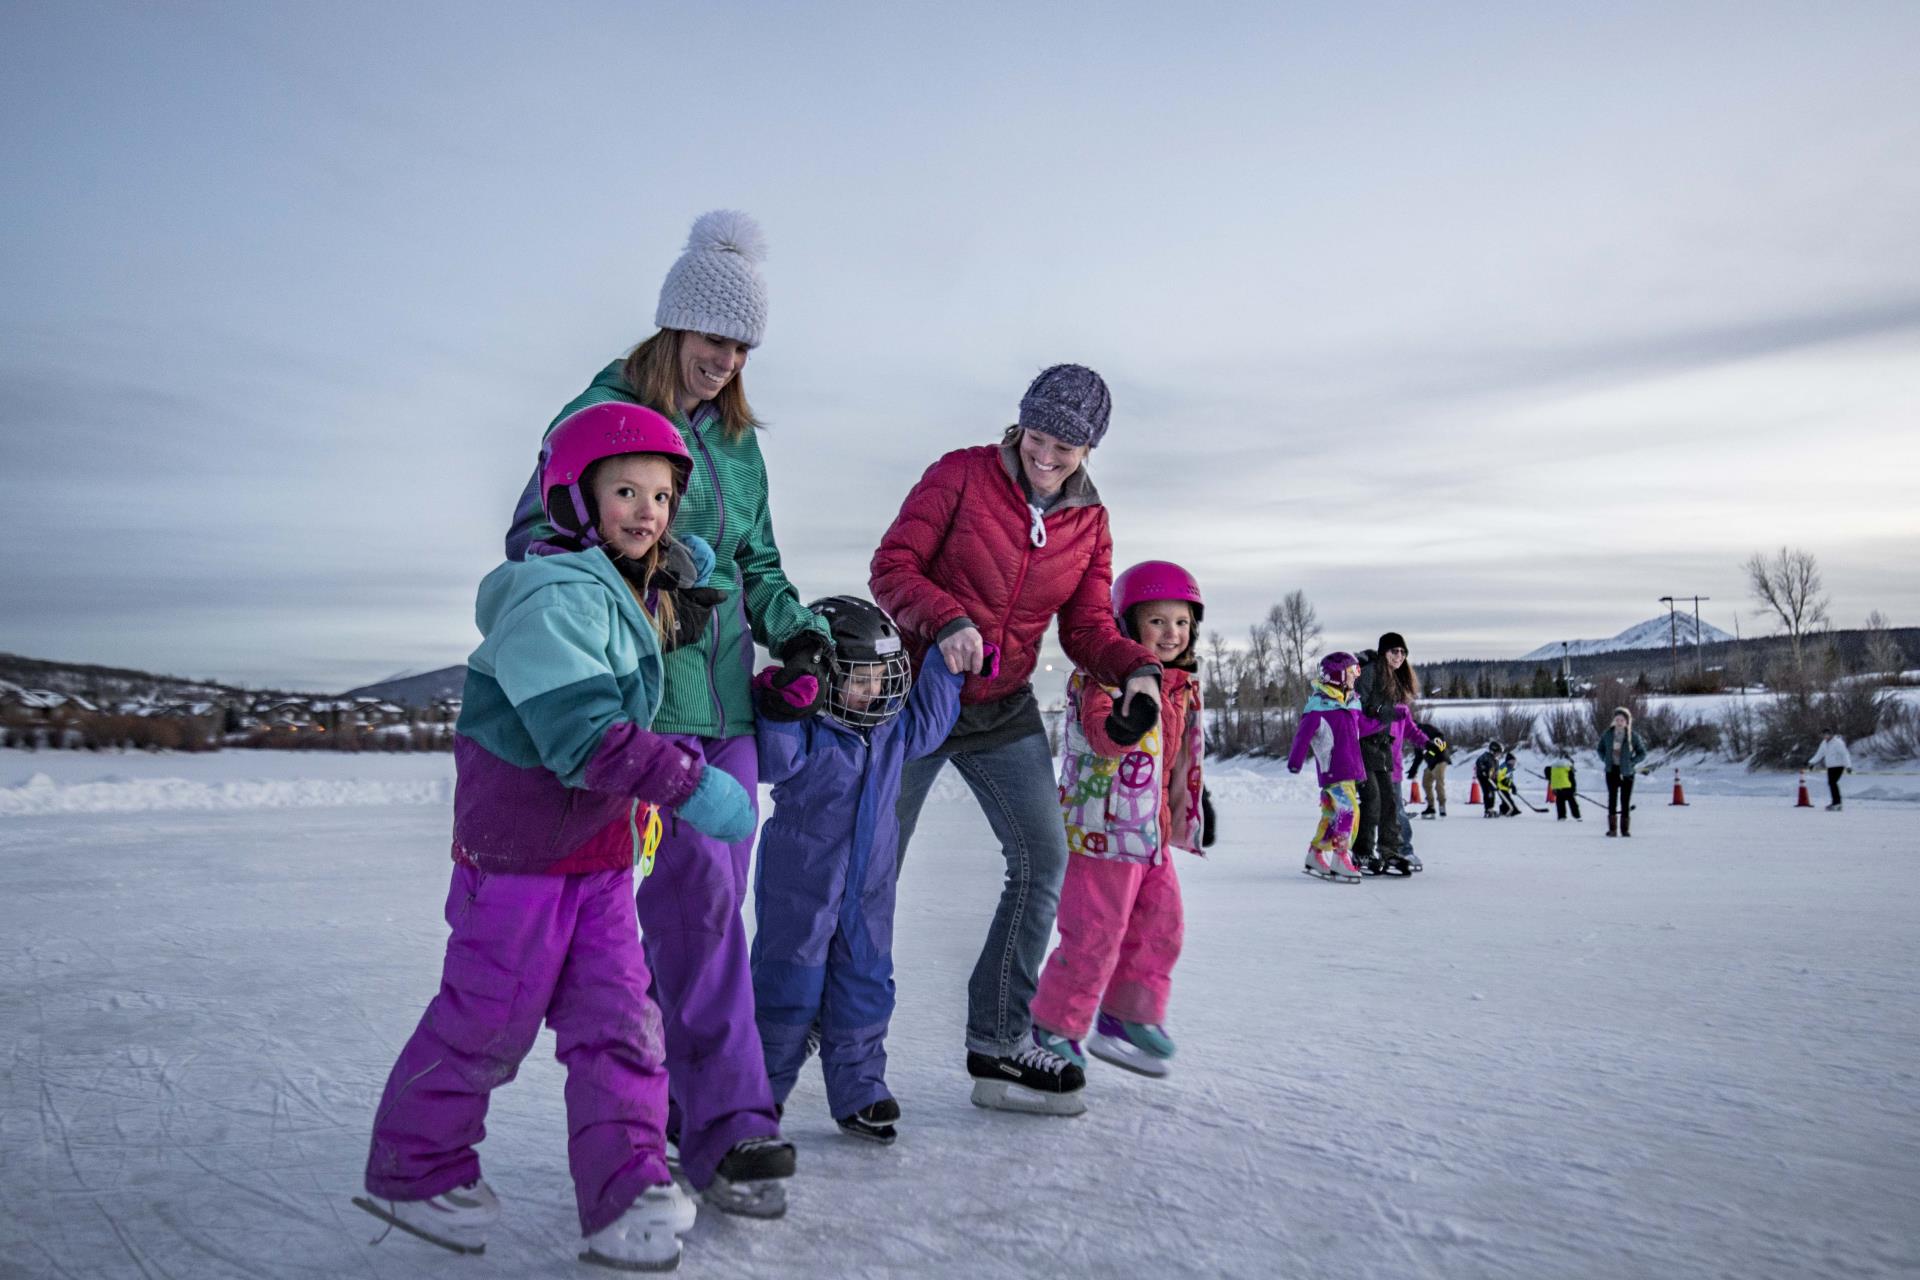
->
[749, 596, 972, 1145]
[1286, 652, 1373, 883]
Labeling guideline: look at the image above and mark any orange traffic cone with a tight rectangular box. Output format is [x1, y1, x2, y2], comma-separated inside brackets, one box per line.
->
[1468, 778, 1483, 806]
[1795, 772, 1813, 807]
[1410, 778, 1424, 805]
[1670, 770, 1688, 806]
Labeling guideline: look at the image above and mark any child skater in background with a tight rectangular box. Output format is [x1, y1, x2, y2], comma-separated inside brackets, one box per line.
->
[749, 597, 974, 1144]
[1288, 652, 1369, 884]
[1548, 754, 1583, 821]
[1032, 562, 1211, 1078]
[358, 404, 757, 1273]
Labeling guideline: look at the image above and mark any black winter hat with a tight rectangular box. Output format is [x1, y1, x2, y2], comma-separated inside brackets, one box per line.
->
[1378, 631, 1408, 653]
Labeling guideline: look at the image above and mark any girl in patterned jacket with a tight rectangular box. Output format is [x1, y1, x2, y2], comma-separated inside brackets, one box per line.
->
[358, 404, 754, 1272]
[1286, 652, 1371, 884]
[1030, 561, 1211, 1079]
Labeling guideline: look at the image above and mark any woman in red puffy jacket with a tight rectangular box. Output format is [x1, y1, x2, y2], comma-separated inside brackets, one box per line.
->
[869, 363, 1160, 1117]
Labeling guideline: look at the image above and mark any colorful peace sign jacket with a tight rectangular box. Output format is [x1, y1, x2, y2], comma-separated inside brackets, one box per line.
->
[1058, 667, 1204, 865]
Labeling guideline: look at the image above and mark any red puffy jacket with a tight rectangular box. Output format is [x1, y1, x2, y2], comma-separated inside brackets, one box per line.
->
[870, 442, 1155, 705]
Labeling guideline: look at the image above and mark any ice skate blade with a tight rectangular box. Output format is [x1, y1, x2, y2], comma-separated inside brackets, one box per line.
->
[580, 1244, 681, 1273]
[1302, 866, 1361, 884]
[352, 1196, 486, 1256]
[837, 1119, 898, 1145]
[969, 1077, 1087, 1116]
[1087, 1034, 1172, 1078]
[702, 1177, 787, 1219]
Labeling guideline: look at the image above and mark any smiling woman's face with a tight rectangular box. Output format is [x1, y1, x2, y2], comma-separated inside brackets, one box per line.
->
[1018, 429, 1089, 497]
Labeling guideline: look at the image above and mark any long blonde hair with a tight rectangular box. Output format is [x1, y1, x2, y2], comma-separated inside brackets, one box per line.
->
[607, 541, 678, 646]
[621, 330, 760, 440]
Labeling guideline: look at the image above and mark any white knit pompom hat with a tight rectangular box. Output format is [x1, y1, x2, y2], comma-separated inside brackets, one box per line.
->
[654, 210, 769, 347]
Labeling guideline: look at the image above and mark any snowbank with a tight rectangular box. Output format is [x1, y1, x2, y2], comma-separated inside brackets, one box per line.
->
[0, 769, 454, 815]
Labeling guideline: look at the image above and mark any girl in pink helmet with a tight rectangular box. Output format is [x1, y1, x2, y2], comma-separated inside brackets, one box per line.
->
[358, 404, 753, 1272]
[1029, 560, 1211, 1079]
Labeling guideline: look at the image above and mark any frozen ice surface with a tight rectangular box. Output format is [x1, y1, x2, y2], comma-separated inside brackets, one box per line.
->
[1, 751, 1916, 1278]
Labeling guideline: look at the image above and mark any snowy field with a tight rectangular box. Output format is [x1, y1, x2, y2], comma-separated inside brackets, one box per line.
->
[2, 750, 1917, 1279]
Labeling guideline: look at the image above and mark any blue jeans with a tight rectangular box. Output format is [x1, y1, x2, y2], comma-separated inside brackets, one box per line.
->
[895, 730, 1068, 1058]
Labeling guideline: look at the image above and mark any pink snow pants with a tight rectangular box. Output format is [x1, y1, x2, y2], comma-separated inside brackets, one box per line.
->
[364, 863, 670, 1236]
[1030, 852, 1183, 1040]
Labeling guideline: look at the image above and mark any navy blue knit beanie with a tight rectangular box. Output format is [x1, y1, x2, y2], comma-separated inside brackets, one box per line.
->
[1018, 364, 1111, 449]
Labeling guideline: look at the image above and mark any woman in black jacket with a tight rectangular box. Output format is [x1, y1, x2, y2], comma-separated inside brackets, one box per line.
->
[1351, 632, 1422, 874]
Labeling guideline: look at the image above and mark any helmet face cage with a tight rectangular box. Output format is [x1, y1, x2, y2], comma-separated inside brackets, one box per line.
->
[807, 594, 913, 730]
[826, 651, 912, 729]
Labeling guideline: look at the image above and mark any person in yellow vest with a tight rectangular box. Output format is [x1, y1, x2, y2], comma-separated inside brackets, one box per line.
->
[1547, 755, 1582, 822]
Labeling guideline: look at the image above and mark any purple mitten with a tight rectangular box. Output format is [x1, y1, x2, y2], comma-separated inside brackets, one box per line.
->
[753, 665, 819, 713]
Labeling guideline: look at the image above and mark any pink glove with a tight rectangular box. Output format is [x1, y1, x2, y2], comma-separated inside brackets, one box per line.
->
[753, 664, 819, 712]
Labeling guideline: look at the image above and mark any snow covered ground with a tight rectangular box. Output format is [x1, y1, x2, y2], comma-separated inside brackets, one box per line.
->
[3, 749, 1917, 1278]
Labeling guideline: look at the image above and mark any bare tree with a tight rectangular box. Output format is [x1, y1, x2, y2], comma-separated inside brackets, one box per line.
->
[1246, 622, 1275, 746]
[1267, 590, 1323, 703]
[1203, 632, 1236, 745]
[1864, 609, 1906, 680]
[1745, 546, 1830, 674]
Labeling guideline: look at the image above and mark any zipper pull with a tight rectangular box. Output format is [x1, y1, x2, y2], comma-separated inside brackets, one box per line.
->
[1029, 504, 1047, 548]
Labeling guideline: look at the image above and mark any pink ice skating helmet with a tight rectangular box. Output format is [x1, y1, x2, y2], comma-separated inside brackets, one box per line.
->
[541, 403, 693, 544]
[1111, 560, 1205, 632]
[1320, 651, 1360, 681]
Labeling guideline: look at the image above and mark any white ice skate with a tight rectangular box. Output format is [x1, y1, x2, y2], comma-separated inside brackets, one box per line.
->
[1304, 847, 1361, 884]
[353, 1178, 500, 1255]
[580, 1182, 696, 1272]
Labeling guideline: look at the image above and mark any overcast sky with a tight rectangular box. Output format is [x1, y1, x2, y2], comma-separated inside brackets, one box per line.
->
[3, 1, 1917, 691]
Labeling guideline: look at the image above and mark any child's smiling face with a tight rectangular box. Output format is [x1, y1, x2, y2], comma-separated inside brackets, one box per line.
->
[1134, 600, 1193, 664]
[592, 455, 676, 560]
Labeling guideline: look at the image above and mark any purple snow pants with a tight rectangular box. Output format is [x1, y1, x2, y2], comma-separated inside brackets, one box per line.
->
[638, 733, 779, 1190]
[364, 863, 670, 1236]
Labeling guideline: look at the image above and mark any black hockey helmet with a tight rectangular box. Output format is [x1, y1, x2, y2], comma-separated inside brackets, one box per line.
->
[1488, 739, 1505, 754]
[807, 595, 911, 729]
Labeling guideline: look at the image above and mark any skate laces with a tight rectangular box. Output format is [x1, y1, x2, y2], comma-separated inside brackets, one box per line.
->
[1015, 1039, 1071, 1074]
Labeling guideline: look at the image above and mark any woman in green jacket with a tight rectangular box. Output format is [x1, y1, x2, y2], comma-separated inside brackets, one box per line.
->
[1595, 707, 1648, 837]
[506, 211, 829, 1220]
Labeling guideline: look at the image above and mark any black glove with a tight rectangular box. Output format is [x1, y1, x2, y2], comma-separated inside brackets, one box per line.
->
[665, 586, 726, 652]
[759, 630, 831, 722]
[1103, 689, 1159, 747]
[1200, 787, 1216, 848]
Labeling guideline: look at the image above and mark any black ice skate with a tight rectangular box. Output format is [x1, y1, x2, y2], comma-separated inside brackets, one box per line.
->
[967, 1031, 1087, 1116]
[703, 1137, 795, 1220]
[836, 1098, 900, 1145]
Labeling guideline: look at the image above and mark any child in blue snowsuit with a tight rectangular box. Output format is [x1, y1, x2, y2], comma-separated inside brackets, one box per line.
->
[748, 595, 972, 1144]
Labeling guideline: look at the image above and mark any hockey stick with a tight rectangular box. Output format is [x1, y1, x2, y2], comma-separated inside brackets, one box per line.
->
[1525, 767, 1633, 812]
[1501, 786, 1548, 814]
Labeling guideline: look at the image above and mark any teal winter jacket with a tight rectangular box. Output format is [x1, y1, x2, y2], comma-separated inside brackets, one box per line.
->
[451, 536, 716, 874]
[507, 361, 829, 739]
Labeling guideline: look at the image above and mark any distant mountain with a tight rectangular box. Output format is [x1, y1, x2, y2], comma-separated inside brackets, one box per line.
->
[1519, 613, 1734, 661]
[340, 665, 466, 707]
[0, 651, 254, 705]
